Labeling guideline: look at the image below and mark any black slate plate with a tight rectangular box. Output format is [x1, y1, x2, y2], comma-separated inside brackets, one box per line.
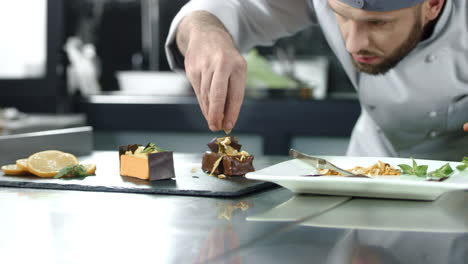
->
[0, 152, 284, 197]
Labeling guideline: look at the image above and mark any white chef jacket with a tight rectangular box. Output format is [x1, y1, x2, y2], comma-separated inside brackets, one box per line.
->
[165, 0, 468, 161]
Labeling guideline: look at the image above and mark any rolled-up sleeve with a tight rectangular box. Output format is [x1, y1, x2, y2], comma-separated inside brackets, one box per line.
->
[165, 0, 316, 71]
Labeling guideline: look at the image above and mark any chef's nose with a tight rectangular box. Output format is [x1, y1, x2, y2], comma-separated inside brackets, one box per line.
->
[345, 21, 370, 54]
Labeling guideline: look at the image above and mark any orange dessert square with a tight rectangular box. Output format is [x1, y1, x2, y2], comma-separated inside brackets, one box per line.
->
[119, 143, 175, 181]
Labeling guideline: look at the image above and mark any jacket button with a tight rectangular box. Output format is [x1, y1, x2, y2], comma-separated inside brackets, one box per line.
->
[429, 111, 437, 118]
[425, 54, 436, 63]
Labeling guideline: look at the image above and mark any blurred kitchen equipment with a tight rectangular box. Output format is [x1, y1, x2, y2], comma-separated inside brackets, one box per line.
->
[116, 71, 191, 96]
[0, 126, 93, 165]
[245, 49, 299, 99]
[0, 107, 86, 136]
[65, 37, 101, 96]
[272, 55, 330, 100]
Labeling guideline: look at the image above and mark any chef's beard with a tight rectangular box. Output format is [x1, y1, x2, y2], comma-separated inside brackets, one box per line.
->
[352, 15, 425, 75]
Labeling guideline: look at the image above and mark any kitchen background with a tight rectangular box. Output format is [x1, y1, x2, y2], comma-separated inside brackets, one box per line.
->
[0, 0, 359, 156]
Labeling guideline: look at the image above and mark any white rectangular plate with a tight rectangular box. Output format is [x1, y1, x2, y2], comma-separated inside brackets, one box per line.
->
[245, 156, 468, 200]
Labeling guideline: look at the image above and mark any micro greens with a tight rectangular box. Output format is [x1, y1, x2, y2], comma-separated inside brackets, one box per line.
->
[54, 165, 91, 179]
[142, 142, 166, 153]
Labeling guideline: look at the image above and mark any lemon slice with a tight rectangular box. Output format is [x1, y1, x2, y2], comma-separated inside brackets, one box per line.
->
[83, 164, 97, 175]
[27, 150, 79, 178]
[16, 158, 29, 171]
[1, 164, 29, 176]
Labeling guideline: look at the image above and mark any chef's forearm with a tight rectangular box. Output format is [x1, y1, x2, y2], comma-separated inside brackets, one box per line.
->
[176, 11, 233, 56]
[166, 0, 314, 71]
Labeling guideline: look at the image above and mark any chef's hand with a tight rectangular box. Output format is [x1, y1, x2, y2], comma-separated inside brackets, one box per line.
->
[176, 11, 247, 132]
[464, 123, 468, 132]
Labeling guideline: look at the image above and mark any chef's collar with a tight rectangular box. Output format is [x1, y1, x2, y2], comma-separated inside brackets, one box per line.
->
[338, 0, 426, 11]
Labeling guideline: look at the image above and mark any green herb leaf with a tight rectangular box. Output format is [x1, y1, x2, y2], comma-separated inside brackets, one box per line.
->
[456, 157, 468, 171]
[398, 157, 428, 177]
[142, 142, 166, 153]
[412, 158, 418, 169]
[415, 165, 428, 177]
[54, 165, 91, 179]
[431, 163, 453, 178]
[398, 164, 413, 174]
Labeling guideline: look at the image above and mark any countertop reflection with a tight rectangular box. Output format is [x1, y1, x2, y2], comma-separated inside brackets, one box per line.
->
[1, 152, 467, 264]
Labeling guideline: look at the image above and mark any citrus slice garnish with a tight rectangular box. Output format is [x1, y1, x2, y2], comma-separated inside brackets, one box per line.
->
[16, 159, 29, 171]
[1, 164, 29, 176]
[83, 164, 97, 175]
[27, 150, 79, 178]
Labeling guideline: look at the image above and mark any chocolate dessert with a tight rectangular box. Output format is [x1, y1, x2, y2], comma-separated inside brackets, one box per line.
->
[202, 136, 255, 177]
[119, 143, 175, 181]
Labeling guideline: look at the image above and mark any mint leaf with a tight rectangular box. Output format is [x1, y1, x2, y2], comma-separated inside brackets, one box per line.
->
[398, 164, 413, 174]
[54, 166, 73, 179]
[54, 165, 91, 179]
[456, 157, 468, 171]
[431, 163, 453, 178]
[398, 157, 428, 177]
[455, 157, 468, 171]
[415, 165, 428, 177]
[412, 158, 418, 170]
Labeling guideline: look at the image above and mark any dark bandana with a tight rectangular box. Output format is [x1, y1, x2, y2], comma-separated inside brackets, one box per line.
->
[338, 0, 426, 11]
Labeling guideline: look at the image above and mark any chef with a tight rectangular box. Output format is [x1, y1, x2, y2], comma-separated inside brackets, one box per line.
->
[165, 0, 468, 160]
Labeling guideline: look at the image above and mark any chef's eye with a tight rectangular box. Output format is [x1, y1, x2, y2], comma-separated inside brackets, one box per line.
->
[368, 20, 386, 26]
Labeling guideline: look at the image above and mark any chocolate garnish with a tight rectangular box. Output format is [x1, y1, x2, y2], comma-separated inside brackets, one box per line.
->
[222, 155, 255, 176]
[202, 152, 223, 174]
[207, 138, 219, 152]
[229, 137, 242, 152]
[118, 145, 127, 157]
[207, 136, 242, 153]
[148, 151, 175, 181]
[127, 144, 140, 153]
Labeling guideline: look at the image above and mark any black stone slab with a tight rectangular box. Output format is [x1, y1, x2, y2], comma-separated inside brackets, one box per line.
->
[0, 152, 286, 197]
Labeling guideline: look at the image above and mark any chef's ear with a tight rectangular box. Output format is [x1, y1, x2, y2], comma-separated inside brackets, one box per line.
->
[423, 0, 445, 21]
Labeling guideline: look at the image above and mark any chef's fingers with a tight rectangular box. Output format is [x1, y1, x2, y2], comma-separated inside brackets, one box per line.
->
[186, 66, 205, 116]
[199, 70, 214, 121]
[464, 123, 468, 132]
[207, 66, 229, 131]
[223, 59, 247, 130]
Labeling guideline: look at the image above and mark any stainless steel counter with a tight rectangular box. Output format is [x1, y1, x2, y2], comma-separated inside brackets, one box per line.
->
[1, 151, 467, 264]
